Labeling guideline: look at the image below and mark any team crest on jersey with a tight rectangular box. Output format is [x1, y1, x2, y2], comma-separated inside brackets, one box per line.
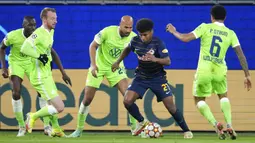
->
[31, 34, 37, 39]
[147, 49, 155, 55]
[109, 48, 121, 58]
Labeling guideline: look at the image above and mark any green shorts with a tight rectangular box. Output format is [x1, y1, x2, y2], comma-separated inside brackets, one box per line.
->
[32, 76, 58, 101]
[86, 67, 127, 88]
[9, 63, 32, 80]
[193, 69, 227, 97]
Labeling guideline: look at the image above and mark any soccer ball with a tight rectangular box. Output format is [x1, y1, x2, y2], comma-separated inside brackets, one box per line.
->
[141, 122, 163, 138]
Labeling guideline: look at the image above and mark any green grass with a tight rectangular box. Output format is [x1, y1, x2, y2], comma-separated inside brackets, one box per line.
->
[0, 131, 255, 143]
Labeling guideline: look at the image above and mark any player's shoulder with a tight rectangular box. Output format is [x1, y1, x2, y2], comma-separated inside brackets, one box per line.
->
[131, 35, 140, 42]
[152, 36, 164, 44]
[7, 28, 22, 37]
[197, 22, 210, 29]
[103, 25, 118, 32]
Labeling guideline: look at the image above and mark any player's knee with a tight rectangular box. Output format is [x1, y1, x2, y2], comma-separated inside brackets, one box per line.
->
[196, 100, 207, 108]
[83, 97, 93, 106]
[56, 102, 65, 113]
[123, 97, 133, 108]
[12, 90, 21, 100]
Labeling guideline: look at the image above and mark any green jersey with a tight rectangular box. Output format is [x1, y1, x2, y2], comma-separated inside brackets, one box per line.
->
[94, 26, 136, 70]
[3, 28, 31, 65]
[21, 26, 54, 82]
[192, 22, 240, 70]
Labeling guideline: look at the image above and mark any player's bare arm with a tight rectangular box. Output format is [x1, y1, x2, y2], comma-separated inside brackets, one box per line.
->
[142, 54, 170, 66]
[51, 48, 72, 86]
[233, 45, 252, 91]
[0, 41, 8, 78]
[166, 23, 196, 42]
[89, 40, 99, 78]
[112, 46, 131, 72]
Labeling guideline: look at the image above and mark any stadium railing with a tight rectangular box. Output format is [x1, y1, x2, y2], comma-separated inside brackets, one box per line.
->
[0, 0, 254, 4]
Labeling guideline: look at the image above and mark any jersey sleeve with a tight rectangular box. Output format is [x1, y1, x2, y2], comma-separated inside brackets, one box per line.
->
[20, 32, 40, 58]
[230, 30, 240, 48]
[158, 40, 169, 58]
[2, 31, 14, 47]
[192, 23, 207, 39]
[94, 27, 108, 44]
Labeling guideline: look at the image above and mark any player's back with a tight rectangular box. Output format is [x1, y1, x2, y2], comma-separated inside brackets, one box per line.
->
[194, 22, 239, 73]
[4, 28, 31, 65]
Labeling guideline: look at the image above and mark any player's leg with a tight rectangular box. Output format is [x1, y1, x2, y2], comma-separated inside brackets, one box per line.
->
[68, 70, 104, 138]
[124, 77, 149, 136]
[150, 77, 192, 138]
[9, 64, 26, 137]
[107, 68, 137, 134]
[37, 92, 52, 136]
[25, 64, 52, 135]
[25, 76, 64, 134]
[213, 73, 236, 140]
[194, 73, 225, 140]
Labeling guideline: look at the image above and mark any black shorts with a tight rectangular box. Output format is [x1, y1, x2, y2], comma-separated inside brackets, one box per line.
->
[128, 76, 172, 102]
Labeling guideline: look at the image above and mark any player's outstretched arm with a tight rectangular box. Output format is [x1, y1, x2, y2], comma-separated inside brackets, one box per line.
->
[112, 46, 131, 72]
[233, 45, 252, 91]
[166, 23, 196, 42]
[51, 48, 72, 86]
[0, 41, 8, 78]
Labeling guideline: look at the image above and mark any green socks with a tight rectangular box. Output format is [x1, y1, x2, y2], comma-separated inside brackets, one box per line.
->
[220, 97, 232, 126]
[12, 99, 25, 127]
[129, 114, 137, 131]
[77, 103, 89, 130]
[197, 101, 217, 126]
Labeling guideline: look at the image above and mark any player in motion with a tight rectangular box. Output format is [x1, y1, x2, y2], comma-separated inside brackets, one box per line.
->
[68, 16, 138, 137]
[112, 18, 193, 139]
[166, 5, 252, 140]
[20, 7, 71, 137]
[0, 16, 70, 137]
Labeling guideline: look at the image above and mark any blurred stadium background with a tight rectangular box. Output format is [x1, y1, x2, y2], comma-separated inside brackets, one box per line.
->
[0, 0, 254, 137]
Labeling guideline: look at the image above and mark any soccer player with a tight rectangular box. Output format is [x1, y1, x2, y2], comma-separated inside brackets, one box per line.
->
[68, 16, 138, 137]
[20, 7, 71, 137]
[0, 16, 53, 137]
[112, 18, 193, 139]
[166, 5, 252, 140]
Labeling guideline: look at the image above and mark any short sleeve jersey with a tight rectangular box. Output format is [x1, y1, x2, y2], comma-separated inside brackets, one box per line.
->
[94, 26, 136, 70]
[192, 22, 240, 69]
[3, 28, 31, 65]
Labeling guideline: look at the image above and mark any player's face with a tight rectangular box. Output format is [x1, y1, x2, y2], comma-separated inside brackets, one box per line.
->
[120, 23, 133, 37]
[138, 30, 153, 43]
[23, 19, 36, 35]
[46, 11, 57, 29]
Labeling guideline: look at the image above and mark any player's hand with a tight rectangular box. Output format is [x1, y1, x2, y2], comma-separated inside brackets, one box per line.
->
[62, 72, 72, 87]
[141, 53, 157, 62]
[166, 23, 176, 34]
[244, 76, 252, 91]
[1, 68, 9, 78]
[38, 54, 48, 66]
[91, 64, 98, 78]
[112, 62, 120, 72]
